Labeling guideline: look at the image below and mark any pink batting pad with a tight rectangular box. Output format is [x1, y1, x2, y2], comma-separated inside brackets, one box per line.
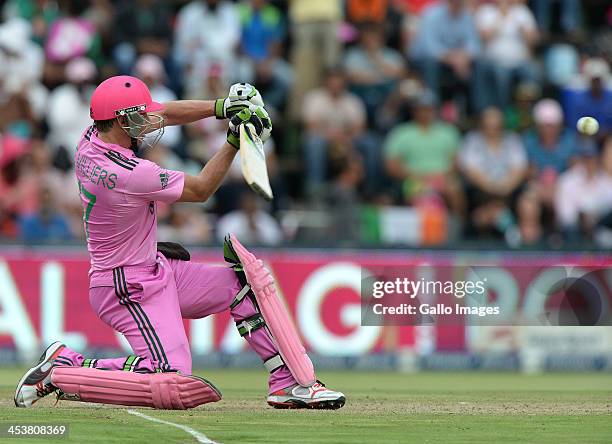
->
[229, 234, 316, 387]
[51, 367, 221, 409]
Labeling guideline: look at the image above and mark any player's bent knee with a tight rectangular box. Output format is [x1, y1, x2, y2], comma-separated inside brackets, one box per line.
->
[51, 367, 221, 409]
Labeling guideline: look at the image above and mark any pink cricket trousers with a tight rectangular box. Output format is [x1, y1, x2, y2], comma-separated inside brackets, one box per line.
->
[58, 253, 296, 393]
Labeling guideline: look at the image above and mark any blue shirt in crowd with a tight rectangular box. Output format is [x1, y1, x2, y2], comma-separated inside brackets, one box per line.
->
[561, 88, 612, 132]
[523, 129, 577, 174]
[238, 4, 283, 61]
[19, 213, 73, 242]
[411, 4, 481, 59]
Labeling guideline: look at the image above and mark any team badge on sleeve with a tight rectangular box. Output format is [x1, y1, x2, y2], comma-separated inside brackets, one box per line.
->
[159, 172, 169, 189]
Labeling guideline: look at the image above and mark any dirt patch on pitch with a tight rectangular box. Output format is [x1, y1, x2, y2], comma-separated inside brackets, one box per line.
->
[172, 395, 612, 416]
[323, 396, 612, 416]
[3, 394, 610, 416]
[199, 395, 612, 416]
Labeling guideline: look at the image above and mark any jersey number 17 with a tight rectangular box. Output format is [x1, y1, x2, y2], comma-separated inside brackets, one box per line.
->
[78, 181, 97, 240]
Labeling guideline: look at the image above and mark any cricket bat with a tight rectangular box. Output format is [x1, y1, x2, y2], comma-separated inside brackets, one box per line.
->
[239, 123, 274, 200]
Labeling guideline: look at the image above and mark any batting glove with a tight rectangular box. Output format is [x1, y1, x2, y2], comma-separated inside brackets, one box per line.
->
[215, 82, 264, 119]
[227, 105, 272, 149]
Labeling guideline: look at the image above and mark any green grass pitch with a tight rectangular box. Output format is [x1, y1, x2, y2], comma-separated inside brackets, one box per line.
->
[1, 368, 611, 443]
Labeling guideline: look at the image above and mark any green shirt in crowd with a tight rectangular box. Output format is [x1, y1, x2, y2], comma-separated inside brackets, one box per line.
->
[384, 122, 460, 175]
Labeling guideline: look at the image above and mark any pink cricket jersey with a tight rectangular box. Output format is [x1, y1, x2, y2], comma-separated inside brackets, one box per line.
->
[74, 126, 184, 275]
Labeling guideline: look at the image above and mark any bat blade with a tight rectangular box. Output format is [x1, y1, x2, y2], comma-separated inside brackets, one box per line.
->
[239, 123, 273, 200]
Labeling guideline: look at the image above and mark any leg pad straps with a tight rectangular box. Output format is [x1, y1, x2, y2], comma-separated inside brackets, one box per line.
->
[263, 354, 284, 373]
[230, 284, 251, 310]
[236, 313, 266, 337]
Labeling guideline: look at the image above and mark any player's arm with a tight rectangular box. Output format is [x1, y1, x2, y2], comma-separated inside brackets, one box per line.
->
[179, 142, 238, 202]
[178, 106, 272, 203]
[159, 100, 215, 126]
[158, 83, 264, 127]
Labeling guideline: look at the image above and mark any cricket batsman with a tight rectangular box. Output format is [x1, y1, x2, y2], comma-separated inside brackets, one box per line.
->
[14, 76, 345, 410]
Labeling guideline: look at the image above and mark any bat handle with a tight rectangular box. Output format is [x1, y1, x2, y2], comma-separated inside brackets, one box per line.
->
[242, 123, 260, 141]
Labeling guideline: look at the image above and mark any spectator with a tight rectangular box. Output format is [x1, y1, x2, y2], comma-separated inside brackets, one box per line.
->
[174, 0, 240, 96]
[0, 137, 76, 239]
[504, 81, 541, 133]
[386, 0, 412, 51]
[2, 0, 60, 45]
[544, 42, 579, 88]
[346, 0, 389, 25]
[301, 67, 368, 194]
[288, 0, 342, 119]
[384, 90, 464, 216]
[475, 0, 540, 108]
[134, 54, 181, 151]
[18, 185, 72, 242]
[325, 154, 364, 242]
[591, 13, 612, 62]
[410, 0, 483, 112]
[252, 58, 290, 119]
[44, 1, 102, 67]
[238, 0, 284, 62]
[403, 1, 438, 14]
[46, 57, 97, 166]
[531, 0, 581, 37]
[594, 136, 612, 247]
[459, 107, 527, 238]
[524, 99, 576, 177]
[112, 0, 173, 78]
[83, 0, 114, 44]
[216, 192, 283, 245]
[518, 99, 577, 243]
[344, 22, 404, 121]
[376, 76, 423, 132]
[19, 139, 79, 224]
[235, 0, 292, 92]
[562, 58, 612, 136]
[0, 87, 37, 138]
[515, 181, 543, 245]
[555, 141, 612, 241]
[0, 18, 48, 126]
[0, 135, 30, 237]
[0, 18, 44, 86]
[0, 135, 36, 220]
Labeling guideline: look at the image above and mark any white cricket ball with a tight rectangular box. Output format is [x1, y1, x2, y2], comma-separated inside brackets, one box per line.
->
[576, 116, 599, 136]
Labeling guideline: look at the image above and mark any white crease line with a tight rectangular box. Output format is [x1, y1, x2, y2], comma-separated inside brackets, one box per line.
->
[127, 409, 219, 444]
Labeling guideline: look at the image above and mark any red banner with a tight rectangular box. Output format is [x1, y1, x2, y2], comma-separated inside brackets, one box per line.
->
[1, 249, 610, 357]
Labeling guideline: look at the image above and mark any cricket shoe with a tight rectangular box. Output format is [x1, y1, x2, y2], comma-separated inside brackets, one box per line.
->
[267, 381, 345, 409]
[14, 341, 66, 408]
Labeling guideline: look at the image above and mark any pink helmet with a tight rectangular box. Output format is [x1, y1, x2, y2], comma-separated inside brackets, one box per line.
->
[90, 75, 163, 120]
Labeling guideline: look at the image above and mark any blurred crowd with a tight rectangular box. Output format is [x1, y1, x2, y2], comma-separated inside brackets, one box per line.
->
[0, 0, 611, 248]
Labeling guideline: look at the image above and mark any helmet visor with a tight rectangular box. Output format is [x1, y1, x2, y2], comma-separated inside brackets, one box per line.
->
[120, 110, 165, 149]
